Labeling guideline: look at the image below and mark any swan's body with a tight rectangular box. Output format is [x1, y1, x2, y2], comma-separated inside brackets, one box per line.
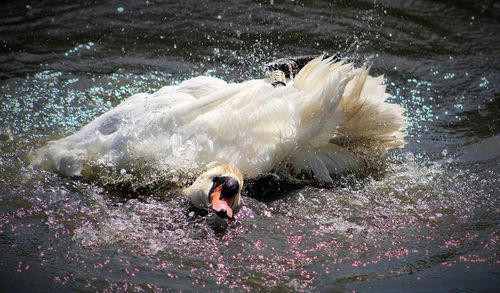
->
[34, 57, 405, 209]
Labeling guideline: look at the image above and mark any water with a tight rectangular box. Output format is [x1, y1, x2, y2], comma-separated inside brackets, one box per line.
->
[1, 0, 499, 291]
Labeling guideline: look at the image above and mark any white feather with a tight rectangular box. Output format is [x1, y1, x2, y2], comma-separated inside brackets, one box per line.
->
[33, 56, 406, 184]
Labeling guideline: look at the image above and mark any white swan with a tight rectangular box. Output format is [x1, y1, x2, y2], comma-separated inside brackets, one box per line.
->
[33, 56, 405, 217]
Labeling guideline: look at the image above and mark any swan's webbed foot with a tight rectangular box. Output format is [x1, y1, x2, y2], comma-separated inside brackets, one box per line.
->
[265, 54, 341, 87]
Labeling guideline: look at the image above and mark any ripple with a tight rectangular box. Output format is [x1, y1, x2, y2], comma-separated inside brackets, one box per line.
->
[1, 0, 499, 291]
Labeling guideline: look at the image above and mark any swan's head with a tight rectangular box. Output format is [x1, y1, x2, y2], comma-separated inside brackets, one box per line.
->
[183, 165, 243, 219]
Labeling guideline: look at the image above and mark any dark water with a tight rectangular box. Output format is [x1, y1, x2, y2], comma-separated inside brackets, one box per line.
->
[1, 0, 499, 292]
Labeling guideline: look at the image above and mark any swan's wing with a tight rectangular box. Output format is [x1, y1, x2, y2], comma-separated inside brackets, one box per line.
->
[175, 76, 228, 99]
[33, 76, 234, 177]
[283, 57, 406, 182]
[337, 73, 406, 148]
[153, 76, 228, 100]
[291, 58, 355, 147]
[175, 80, 304, 178]
[293, 56, 405, 150]
[174, 58, 370, 180]
[119, 76, 228, 109]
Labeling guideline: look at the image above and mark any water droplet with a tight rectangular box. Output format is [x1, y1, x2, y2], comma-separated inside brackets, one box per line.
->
[479, 77, 489, 88]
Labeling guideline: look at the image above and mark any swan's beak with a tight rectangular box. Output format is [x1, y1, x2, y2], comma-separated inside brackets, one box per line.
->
[210, 184, 233, 218]
[209, 176, 240, 219]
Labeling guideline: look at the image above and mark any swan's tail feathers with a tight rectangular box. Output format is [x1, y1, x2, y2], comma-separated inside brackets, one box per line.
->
[286, 144, 364, 184]
[338, 68, 406, 149]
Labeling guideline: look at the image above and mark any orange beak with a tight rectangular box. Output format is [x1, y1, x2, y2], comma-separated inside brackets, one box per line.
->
[210, 184, 234, 219]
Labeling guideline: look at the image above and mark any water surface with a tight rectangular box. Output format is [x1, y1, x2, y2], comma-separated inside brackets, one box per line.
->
[1, 0, 499, 291]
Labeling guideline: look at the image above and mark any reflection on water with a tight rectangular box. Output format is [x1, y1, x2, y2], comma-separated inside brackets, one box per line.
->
[1, 0, 499, 291]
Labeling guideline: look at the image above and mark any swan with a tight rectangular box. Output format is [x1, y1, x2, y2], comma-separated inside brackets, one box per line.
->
[33, 55, 406, 218]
